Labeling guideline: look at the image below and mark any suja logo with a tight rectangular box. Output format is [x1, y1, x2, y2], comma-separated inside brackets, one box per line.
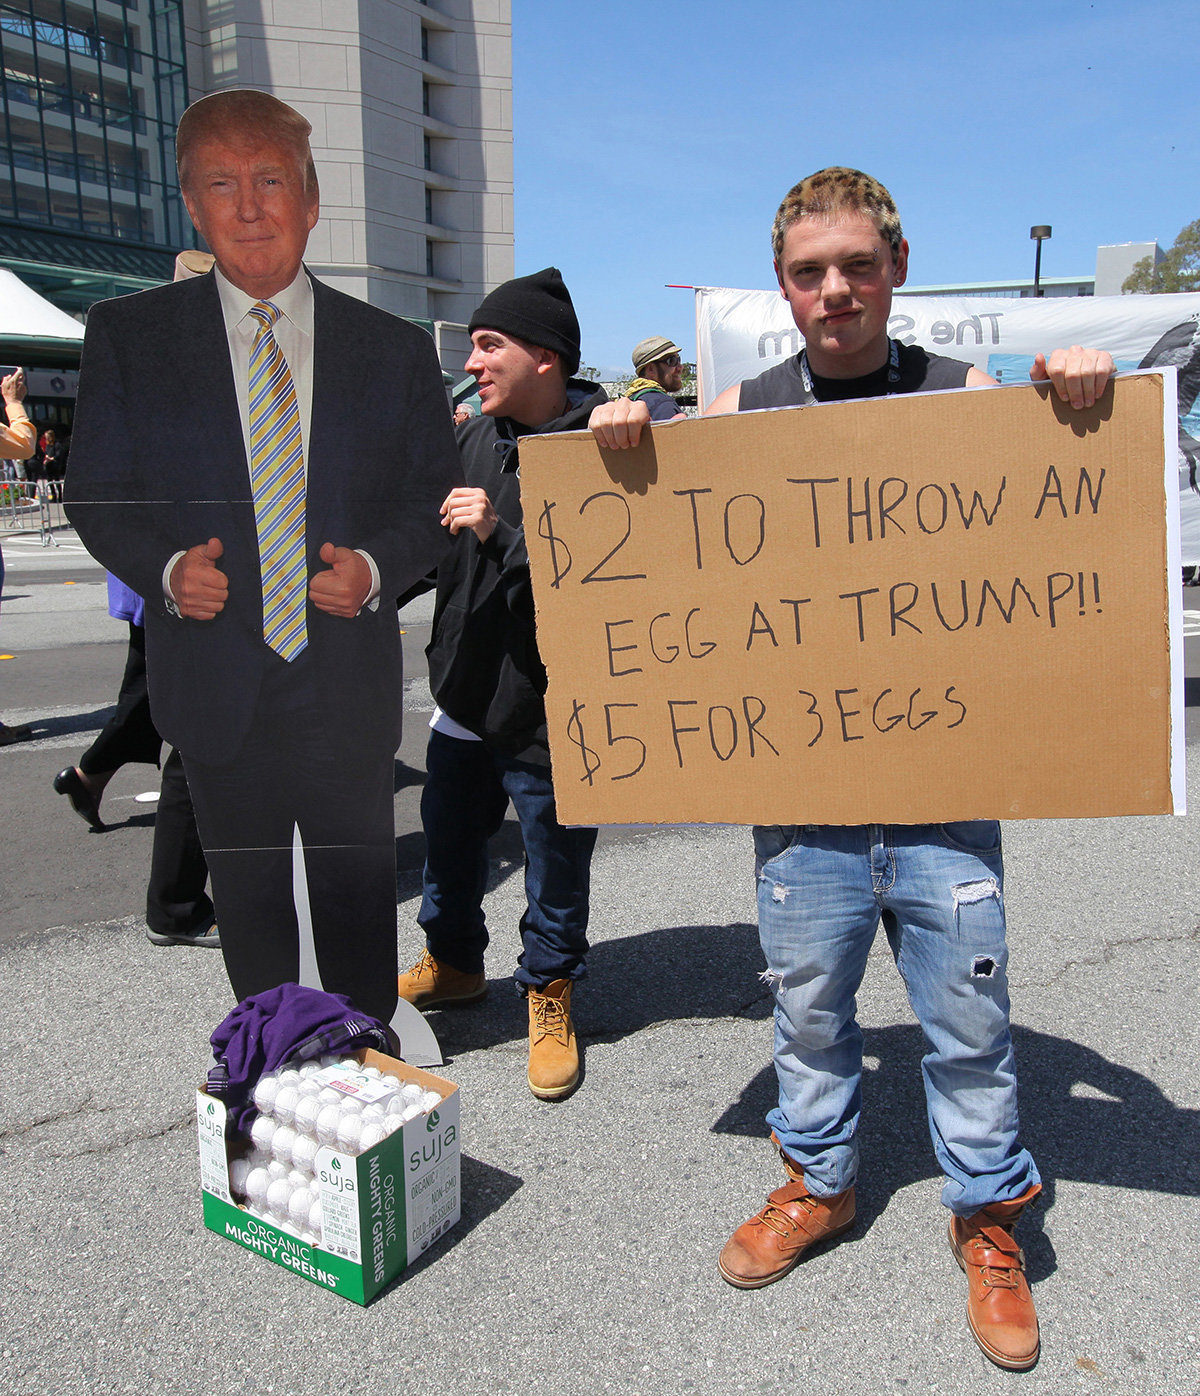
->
[425, 1109, 440, 1132]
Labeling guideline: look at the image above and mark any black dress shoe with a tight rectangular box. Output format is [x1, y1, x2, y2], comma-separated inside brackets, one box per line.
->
[52, 767, 105, 830]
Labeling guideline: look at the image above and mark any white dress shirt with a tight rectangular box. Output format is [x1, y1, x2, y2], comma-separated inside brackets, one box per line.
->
[164, 265, 378, 608]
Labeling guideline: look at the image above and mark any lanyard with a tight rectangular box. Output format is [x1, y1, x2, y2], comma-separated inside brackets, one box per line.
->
[797, 337, 902, 402]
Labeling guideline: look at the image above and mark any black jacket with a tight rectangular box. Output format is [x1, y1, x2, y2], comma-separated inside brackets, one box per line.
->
[426, 381, 607, 764]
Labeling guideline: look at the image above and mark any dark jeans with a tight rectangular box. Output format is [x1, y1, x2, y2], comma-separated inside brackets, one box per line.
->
[418, 729, 597, 989]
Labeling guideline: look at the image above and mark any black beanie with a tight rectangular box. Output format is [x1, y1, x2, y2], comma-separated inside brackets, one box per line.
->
[468, 266, 581, 375]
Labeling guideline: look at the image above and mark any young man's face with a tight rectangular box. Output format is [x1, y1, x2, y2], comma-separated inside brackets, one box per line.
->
[183, 136, 318, 300]
[774, 213, 908, 378]
[465, 328, 554, 421]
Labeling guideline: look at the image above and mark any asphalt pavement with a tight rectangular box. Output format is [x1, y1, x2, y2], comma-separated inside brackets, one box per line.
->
[2, 521, 1199, 1396]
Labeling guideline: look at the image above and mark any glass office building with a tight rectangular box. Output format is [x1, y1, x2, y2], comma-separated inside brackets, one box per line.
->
[0, 0, 189, 315]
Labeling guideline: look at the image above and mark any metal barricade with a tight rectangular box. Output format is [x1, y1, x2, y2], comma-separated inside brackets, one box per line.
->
[36, 477, 62, 545]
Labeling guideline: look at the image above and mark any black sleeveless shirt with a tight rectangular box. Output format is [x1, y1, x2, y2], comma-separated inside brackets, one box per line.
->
[738, 342, 970, 411]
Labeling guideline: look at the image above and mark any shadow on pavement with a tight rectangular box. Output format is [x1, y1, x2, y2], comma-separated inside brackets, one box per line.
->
[372, 1153, 524, 1304]
[710, 1021, 1200, 1281]
[24, 705, 116, 739]
[405, 920, 769, 1061]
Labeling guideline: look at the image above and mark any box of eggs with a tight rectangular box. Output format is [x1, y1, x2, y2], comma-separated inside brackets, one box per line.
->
[197, 1049, 459, 1304]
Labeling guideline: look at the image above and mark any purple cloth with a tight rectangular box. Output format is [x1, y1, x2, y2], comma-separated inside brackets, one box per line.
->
[206, 983, 397, 1134]
[106, 572, 144, 626]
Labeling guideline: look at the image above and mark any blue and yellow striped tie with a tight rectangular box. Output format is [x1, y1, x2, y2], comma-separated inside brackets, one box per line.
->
[247, 300, 307, 661]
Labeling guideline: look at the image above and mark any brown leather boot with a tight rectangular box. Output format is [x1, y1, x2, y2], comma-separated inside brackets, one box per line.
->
[526, 978, 578, 1100]
[397, 950, 487, 1008]
[718, 1143, 855, 1288]
[949, 1183, 1042, 1370]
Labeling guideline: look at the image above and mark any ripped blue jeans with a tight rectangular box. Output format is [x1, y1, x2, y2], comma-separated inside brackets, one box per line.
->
[754, 822, 1039, 1217]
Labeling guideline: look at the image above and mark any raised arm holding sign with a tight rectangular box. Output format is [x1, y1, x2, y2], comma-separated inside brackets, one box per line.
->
[575, 168, 1134, 1372]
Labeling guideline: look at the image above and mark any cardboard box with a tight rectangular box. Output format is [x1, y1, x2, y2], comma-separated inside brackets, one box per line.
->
[519, 373, 1184, 825]
[197, 1050, 460, 1305]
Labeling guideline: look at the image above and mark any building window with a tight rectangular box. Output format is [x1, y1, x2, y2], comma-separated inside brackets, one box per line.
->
[421, 26, 429, 62]
[423, 134, 432, 170]
[422, 81, 431, 116]
[0, 0, 191, 250]
[426, 238, 435, 278]
[425, 187, 433, 225]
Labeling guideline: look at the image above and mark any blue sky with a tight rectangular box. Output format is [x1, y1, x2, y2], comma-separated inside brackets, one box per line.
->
[513, 0, 1200, 377]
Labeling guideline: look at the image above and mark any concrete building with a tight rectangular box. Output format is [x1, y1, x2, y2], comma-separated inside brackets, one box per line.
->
[0, 0, 513, 372]
[1094, 241, 1162, 297]
[900, 242, 1165, 301]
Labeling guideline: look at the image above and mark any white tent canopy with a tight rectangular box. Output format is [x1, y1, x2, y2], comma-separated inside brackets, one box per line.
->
[0, 267, 84, 340]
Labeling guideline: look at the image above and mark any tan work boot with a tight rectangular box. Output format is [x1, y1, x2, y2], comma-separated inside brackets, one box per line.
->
[949, 1183, 1042, 1370]
[397, 949, 487, 1008]
[526, 978, 579, 1100]
[718, 1140, 855, 1288]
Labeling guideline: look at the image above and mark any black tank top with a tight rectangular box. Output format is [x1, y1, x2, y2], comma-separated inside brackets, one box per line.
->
[738, 342, 970, 411]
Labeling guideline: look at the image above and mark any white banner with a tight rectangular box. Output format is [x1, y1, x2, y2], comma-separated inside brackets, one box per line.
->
[695, 288, 1200, 561]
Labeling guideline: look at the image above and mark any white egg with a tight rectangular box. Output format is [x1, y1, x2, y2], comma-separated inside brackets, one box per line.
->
[316, 1103, 341, 1147]
[359, 1122, 386, 1152]
[229, 1157, 252, 1195]
[336, 1112, 363, 1154]
[293, 1096, 321, 1137]
[273, 1085, 299, 1126]
[249, 1114, 276, 1154]
[266, 1177, 292, 1221]
[252, 1074, 279, 1114]
[271, 1124, 298, 1164]
[244, 1166, 271, 1205]
[292, 1134, 319, 1172]
[288, 1188, 312, 1229]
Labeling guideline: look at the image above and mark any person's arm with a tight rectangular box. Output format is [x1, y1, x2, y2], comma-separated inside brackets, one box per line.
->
[0, 371, 35, 460]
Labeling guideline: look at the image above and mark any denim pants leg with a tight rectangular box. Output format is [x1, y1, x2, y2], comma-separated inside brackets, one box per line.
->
[755, 824, 882, 1199]
[418, 730, 509, 975]
[754, 822, 1038, 1214]
[880, 822, 1039, 1216]
[496, 754, 597, 990]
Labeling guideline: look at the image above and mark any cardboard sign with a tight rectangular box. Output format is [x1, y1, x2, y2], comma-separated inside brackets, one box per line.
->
[520, 373, 1182, 826]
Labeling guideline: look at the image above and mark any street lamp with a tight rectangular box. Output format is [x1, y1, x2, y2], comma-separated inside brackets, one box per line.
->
[1030, 225, 1052, 298]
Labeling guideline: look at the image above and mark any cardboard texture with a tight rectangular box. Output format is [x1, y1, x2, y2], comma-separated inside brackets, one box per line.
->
[197, 1050, 460, 1305]
[520, 375, 1177, 826]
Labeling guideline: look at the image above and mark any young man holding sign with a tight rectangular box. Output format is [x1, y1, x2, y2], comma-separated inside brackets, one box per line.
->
[590, 168, 1113, 1370]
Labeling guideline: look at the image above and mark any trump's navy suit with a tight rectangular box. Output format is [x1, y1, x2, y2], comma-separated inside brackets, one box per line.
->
[66, 270, 460, 1019]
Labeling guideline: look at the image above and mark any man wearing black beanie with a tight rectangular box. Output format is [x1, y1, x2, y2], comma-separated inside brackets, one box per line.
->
[399, 268, 607, 1101]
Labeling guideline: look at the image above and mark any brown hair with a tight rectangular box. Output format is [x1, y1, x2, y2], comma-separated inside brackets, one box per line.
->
[176, 89, 317, 193]
[771, 167, 902, 263]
